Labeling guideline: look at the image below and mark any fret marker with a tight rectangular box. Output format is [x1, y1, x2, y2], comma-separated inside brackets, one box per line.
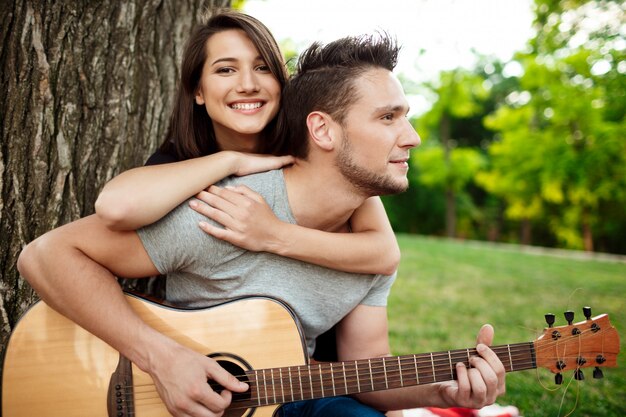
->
[355, 360, 361, 392]
[319, 363, 324, 397]
[431, 353, 436, 382]
[342, 362, 348, 393]
[262, 369, 268, 405]
[308, 366, 313, 398]
[279, 368, 285, 403]
[299, 367, 305, 401]
[414, 354, 419, 384]
[448, 351, 454, 377]
[398, 356, 404, 387]
[330, 363, 336, 397]
[255, 369, 261, 406]
[507, 345, 514, 371]
[368, 359, 374, 391]
[383, 358, 389, 389]
[271, 368, 276, 403]
[288, 366, 294, 403]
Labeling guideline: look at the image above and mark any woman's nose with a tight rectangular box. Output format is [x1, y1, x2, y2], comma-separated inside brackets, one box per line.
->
[237, 70, 260, 93]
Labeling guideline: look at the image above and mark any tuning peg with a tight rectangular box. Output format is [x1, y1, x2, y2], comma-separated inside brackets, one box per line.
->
[564, 310, 574, 325]
[545, 313, 556, 327]
[593, 367, 604, 379]
[583, 306, 592, 320]
[555, 373, 563, 385]
[574, 369, 584, 380]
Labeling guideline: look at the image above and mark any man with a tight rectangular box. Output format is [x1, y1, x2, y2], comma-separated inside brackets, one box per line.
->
[18, 34, 505, 417]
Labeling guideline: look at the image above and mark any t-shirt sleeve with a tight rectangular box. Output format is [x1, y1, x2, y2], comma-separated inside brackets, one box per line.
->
[359, 272, 397, 307]
[136, 201, 216, 275]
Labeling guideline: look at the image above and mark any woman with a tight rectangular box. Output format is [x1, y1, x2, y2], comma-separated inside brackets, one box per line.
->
[95, 10, 401, 280]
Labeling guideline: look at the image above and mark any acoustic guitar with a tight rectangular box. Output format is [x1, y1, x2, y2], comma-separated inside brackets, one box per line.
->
[2, 294, 620, 416]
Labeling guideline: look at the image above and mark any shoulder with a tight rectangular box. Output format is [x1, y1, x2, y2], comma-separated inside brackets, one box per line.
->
[222, 169, 285, 194]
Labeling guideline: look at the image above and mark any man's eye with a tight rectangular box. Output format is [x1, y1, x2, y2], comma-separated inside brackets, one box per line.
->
[382, 114, 394, 120]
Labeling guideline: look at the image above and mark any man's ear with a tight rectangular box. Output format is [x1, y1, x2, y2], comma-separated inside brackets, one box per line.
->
[306, 111, 336, 151]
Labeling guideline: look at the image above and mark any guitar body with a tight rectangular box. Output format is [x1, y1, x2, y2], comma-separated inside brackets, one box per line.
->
[2, 294, 308, 417]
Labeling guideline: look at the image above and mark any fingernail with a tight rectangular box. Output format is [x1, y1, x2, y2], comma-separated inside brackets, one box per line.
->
[476, 344, 487, 353]
[199, 221, 207, 228]
[189, 200, 197, 208]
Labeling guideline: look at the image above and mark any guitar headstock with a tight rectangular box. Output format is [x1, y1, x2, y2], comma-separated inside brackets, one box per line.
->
[534, 307, 620, 383]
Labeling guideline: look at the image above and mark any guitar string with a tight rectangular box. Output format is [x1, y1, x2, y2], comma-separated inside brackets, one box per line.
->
[129, 337, 579, 393]
[127, 347, 539, 406]
[127, 344, 534, 391]
[557, 369, 579, 417]
[125, 326, 607, 408]
[231, 326, 607, 405]
[130, 348, 586, 404]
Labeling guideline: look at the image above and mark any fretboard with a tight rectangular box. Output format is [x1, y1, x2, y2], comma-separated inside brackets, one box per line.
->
[229, 342, 535, 409]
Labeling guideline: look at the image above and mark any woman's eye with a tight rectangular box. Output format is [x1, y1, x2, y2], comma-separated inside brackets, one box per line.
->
[256, 64, 270, 72]
[216, 67, 235, 74]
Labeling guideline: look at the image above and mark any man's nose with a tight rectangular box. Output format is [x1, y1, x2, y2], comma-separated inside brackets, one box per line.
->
[401, 118, 421, 149]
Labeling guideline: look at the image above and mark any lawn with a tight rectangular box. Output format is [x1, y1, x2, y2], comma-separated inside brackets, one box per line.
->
[388, 234, 625, 417]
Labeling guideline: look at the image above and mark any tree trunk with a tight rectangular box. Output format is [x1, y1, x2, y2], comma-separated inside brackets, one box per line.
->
[520, 218, 532, 245]
[582, 208, 594, 252]
[0, 0, 229, 386]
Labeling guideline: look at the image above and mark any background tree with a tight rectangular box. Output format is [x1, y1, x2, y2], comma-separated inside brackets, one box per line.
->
[417, 69, 489, 238]
[477, 0, 626, 250]
[0, 0, 229, 380]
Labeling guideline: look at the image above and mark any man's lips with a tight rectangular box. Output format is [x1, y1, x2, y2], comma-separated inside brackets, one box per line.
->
[389, 157, 409, 164]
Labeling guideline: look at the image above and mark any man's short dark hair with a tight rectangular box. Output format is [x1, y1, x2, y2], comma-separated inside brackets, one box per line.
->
[273, 33, 400, 158]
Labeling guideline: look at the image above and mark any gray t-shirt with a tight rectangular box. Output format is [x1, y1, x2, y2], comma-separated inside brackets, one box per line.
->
[137, 169, 395, 356]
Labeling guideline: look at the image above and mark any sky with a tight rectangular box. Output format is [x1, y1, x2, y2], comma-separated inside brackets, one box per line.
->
[243, 0, 536, 115]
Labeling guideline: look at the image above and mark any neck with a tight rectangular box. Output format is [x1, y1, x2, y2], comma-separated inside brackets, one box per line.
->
[216, 131, 260, 153]
[226, 342, 536, 410]
[283, 160, 367, 231]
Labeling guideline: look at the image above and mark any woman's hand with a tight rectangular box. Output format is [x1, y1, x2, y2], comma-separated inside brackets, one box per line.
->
[189, 185, 285, 252]
[231, 153, 294, 177]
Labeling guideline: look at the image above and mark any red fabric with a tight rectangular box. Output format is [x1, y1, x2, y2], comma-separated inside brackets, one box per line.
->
[425, 408, 476, 417]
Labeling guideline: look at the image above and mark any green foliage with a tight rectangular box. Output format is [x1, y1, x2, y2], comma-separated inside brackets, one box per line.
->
[413, 145, 486, 193]
[230, 0, 246, 10]
[420, 68, 490, 134]
[476, 0, 626, 250]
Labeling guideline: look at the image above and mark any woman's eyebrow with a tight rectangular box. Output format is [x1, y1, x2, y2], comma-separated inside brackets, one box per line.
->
[211, 57, 238, 65]
[211, 55, 264, 66]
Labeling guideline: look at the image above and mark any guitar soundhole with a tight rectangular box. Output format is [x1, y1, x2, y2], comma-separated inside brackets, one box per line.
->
[208, 353, 256, 417]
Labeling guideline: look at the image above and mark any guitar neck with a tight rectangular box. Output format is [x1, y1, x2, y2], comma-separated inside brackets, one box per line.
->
[231, 342, 535, 409]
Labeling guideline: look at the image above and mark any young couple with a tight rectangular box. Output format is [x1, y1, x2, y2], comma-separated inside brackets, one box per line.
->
[18, 10, 505, 417]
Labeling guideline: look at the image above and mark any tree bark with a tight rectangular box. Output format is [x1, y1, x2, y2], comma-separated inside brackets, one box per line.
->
[0, 0, 229, 385]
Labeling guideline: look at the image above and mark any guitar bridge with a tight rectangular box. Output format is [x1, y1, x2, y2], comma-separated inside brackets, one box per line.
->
[107, 354, 135, 417]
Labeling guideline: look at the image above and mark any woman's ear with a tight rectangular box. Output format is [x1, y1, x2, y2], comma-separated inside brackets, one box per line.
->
[195, 89, 205, 106]
[306, 111, 336, 151]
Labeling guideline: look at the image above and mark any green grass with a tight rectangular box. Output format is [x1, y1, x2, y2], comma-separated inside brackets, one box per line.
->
[388, 234, 626, 417]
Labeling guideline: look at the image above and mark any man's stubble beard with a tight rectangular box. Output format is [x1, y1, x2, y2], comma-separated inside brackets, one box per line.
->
[335, 134, 408, 197]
